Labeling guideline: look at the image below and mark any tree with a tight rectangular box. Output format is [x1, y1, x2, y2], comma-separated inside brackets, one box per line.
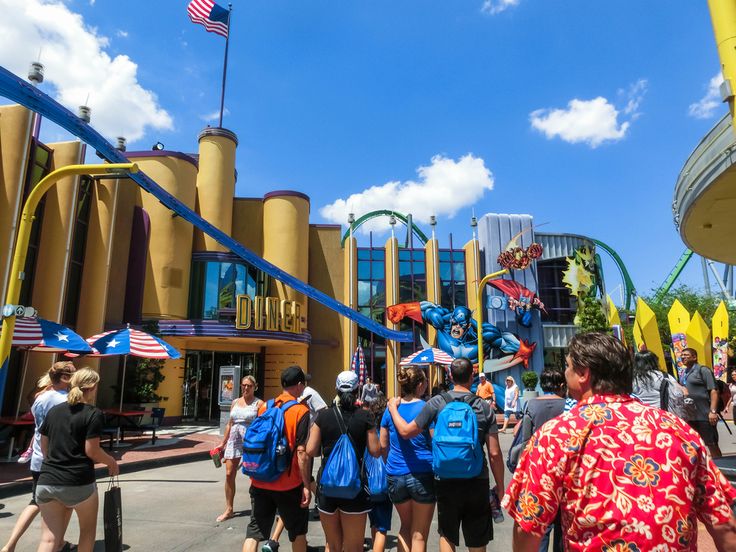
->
[122, 319, 167, 404]
[575, 293, 611, 334]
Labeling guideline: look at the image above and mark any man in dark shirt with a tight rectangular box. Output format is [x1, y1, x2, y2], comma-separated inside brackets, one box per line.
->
[681, 348, 722, 458]
[388, 357, 505, 552]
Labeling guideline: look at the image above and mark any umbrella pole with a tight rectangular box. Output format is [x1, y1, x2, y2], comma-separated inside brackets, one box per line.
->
[14, 352, 31, 419]
[117, 355, 129, 443]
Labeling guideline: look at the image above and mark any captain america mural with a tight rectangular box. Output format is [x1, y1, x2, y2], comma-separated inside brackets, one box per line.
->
[387, 301, 535, 369]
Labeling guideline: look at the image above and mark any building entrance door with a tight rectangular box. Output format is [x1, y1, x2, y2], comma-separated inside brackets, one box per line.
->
[183, 351, 261, 421]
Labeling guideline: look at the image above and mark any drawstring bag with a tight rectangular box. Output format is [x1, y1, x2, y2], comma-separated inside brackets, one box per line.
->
[319, 407, 361, 499]
[363, 446, 388, 502]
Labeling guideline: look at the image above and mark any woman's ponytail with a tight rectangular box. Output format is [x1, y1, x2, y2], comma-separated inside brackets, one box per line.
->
[66, 368, 100, 406]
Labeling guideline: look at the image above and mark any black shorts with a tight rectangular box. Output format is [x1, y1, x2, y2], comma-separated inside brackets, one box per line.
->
[29, 470, 40, 506]
[316, 485, 372, 515]
[687, 420, 719, 446]
[246, 485, 308, 543]
[436, 478, 492, 548]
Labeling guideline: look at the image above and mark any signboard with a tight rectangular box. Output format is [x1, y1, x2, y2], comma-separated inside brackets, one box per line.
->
[236, 295, 302, 334]
[218, 365, 240, 406]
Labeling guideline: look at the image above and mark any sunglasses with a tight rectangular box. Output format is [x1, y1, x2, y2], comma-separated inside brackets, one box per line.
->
[241, 383, 254, 388]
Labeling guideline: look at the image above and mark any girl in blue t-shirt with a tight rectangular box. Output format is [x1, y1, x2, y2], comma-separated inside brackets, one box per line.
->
[380, 366, 435, 552]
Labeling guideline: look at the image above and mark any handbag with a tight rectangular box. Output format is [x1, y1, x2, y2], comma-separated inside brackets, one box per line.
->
[103, 476, 123, 552]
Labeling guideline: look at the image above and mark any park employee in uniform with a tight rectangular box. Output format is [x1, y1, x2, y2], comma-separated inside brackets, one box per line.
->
[242, 366, 311, 552]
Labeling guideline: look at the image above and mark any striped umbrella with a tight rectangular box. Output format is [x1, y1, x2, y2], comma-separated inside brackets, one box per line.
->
[1, 317, 92, 418]
[86, 326, 180, 412]
[400, 347, 455, 366]
[2, 317, 92, 353]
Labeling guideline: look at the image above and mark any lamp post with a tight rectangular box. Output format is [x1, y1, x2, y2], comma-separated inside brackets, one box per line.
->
[475, 269, 509, 374]
[0, 163, 138, 411]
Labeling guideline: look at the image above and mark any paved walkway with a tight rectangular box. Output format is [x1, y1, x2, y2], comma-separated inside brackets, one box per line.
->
[2, 419, 735, 550]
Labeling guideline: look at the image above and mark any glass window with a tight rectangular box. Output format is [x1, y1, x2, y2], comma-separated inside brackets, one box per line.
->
[358, 248, 370, 261]
[371, 261, 385, 280]
[358, 260, 371, 280]
[189, 258, 268, 320]
[439, 249, 467, 310]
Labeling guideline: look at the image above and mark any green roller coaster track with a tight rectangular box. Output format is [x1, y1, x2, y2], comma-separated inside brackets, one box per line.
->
[340, 210, 429, 247]
[340, 210, 638, 311]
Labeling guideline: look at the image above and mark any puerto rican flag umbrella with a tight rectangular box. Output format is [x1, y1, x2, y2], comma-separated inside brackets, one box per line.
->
[2, 317, 92, 418]
[2, 317, 92, 353]
[400, 347, 455, 366]
[86, 326, 180, 412]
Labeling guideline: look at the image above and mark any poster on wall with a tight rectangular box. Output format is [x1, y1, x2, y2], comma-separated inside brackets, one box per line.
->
[218, 365, 241, 406]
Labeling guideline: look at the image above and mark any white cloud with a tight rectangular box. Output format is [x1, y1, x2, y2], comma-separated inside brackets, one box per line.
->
[0, 0, 172, 143]
[200, 108, 230, 122]
[530, 80, 647, 148]
[481, 0, 520, 15]
[319, 154, 494, 233]
[116, 30, 128, 38]
[688, 73, 724, 119]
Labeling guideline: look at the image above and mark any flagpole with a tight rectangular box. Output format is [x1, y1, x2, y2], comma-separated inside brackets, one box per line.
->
[218, 4, 232, 128]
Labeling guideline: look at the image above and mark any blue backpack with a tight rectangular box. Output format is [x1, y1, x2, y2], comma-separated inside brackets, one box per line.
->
[363, 432, 388, 502]
[241, 399, 298, 482]
[432, 393, 483, 479]
[319, 407, 362, 499]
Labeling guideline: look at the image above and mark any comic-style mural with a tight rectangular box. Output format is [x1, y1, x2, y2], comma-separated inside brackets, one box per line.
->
[387, 301, 536, 369]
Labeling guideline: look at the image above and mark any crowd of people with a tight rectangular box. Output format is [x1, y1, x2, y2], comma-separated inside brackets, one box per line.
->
[5, 332, 736, 551]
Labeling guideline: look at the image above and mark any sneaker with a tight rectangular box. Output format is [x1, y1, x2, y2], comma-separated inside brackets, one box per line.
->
[17, 446, 32, 464]
[261, 540, 279, 552]
[489, 487, 504, 523]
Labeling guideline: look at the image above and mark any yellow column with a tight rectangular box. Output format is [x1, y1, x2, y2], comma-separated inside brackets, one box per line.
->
[384, 236, 399, 398]
[75, 179, 121, 339]
[263, 191, 310, 382]
[24, 141, 84, 398]
[136, 156, 197, 319]
[31, 141, 84, 321]
[708, 0, 736, 120]
[464, 238, 481, 312]
[424, 237, 440, 346]
[263, 191, 310, 313]
[343, 234, 358, 369]
[193, 128, 237, 253]
[0, 105, 34, 303]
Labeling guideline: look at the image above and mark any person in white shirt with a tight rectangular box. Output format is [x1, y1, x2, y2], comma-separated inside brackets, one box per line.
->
[299, 374, 328, 425]
[361, 377, 379, 405]
[2, 361, 75, 552]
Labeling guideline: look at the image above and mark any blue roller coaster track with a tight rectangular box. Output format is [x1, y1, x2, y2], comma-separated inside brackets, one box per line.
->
[0, 65, 412, 343]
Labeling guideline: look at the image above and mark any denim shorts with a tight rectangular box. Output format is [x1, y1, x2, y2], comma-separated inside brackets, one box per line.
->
[35, 483, 97, 507]
[387, 473, 436, 504]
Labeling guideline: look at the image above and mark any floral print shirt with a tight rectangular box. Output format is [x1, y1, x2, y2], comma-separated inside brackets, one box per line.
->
[502, 394, 736, 551]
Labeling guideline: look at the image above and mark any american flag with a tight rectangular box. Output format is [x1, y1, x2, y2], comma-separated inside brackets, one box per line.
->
[351, 345, 366, 385]
[187, 0, 230, 38]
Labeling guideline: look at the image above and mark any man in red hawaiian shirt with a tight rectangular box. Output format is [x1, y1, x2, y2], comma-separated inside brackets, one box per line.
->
[503, 332, 736, 552]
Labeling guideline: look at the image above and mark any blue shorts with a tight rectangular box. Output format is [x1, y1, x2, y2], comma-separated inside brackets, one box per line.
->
[368, 499, 393, 533]
[388, 473, 436, 505]
[504, 409, 520, 419]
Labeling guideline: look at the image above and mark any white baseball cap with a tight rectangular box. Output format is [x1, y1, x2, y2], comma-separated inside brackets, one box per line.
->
[336, 371, 359, 392]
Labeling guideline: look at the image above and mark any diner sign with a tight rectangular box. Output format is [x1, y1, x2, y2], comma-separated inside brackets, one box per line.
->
[235, 295, 302, 334]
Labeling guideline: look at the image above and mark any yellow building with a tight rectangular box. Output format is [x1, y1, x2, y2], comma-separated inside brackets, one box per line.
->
[1, 102, 594, 422]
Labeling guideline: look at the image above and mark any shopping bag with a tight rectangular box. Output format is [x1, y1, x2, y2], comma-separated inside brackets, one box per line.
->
[103, 477, 123, 552]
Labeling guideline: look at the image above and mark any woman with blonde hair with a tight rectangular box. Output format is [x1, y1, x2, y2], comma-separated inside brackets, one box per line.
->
[379, 366, 435, 552]
[35, 368, 118, 552]
[216, 374, 262, 522]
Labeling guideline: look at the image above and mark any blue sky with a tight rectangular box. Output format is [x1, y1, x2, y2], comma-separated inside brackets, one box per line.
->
[0, 0, 727, 303]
